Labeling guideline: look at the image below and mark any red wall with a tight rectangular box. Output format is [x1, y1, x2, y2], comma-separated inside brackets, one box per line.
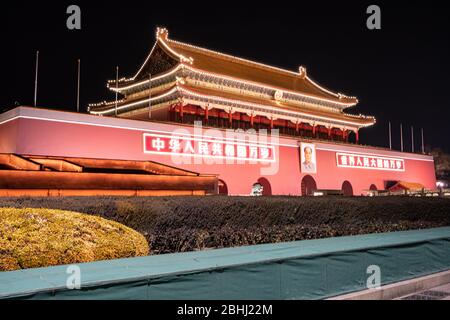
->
[0, 118, 18, 154]
[0, 107, 436, 195]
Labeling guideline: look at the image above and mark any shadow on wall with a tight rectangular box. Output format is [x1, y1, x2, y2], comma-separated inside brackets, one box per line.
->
[218, 179, 228, 195]
[301, 175, 317, 196]
[342, 180, 354, 196]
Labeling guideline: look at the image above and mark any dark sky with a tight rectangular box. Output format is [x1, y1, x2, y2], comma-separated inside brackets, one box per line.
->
[2, 1, 450, 152]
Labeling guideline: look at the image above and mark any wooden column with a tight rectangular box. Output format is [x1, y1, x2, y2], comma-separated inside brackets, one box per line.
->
[344, 130, 349, 142]
[168, 105, 173, 121]
[328, 127, 332, 138]
[180, 104, 184, 123]
[229, 110, 233, 126]
[355, 130, 359, 144]
[250, 114, 254, 127]
[270, 117, 274, 129]
[295, 121, 299, 133]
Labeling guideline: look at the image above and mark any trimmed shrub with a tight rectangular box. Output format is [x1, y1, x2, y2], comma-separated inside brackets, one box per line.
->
[0, 208, 149, 271]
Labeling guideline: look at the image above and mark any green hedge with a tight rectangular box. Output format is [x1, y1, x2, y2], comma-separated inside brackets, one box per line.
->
[1, 196, 449, 254]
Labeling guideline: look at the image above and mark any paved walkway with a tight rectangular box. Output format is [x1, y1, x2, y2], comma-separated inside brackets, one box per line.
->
[397, 283, 450, 300]
[328, 270, 450, 300]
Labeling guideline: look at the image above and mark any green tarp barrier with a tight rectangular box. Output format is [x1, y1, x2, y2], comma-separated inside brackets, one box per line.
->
[1, 227, 450, 300]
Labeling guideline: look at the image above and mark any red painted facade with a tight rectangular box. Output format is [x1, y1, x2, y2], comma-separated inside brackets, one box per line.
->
[0, 107, 436, 196]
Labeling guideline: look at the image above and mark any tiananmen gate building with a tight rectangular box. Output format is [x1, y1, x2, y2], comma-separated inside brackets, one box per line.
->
[0, 28, 436, 196]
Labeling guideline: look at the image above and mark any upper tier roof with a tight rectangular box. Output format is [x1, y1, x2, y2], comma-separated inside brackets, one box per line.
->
[90, 81, 375, 129]
[125, 28, 358, 107]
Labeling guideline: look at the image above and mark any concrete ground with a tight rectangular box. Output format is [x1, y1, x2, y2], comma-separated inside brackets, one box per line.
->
[329, 270, 450, 300]
[396, 283, 450, 300]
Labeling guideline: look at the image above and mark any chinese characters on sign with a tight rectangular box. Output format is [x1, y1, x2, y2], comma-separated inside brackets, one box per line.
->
[336, 152, 405, 172]
[144, 133, 275, 163]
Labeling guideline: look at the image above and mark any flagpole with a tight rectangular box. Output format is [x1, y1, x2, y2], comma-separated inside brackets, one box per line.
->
[400, 123, 404, 152]
[148, 73, 152, 119]
[34, 50, 39, 107]
[421, 128, 425, 154]
[76, 59, 81, 113]
[115, 66, 119, 117]
[388, 121, 392, 150]
[411, 126, 414, 153]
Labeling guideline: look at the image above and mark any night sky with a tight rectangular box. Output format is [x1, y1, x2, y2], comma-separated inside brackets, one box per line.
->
[3, 1, 450, 152]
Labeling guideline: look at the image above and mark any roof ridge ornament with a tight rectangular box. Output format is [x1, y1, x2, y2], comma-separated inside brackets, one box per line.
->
[156, 27, 169, 41]
[156, 27, 194, 65]
[299, 66, 307, 79]
[338, 93, 358, 102]
[175, 76, 186, 85]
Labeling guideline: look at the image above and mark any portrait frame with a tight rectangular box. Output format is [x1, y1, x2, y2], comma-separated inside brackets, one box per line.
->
[300, 142, 317, 174]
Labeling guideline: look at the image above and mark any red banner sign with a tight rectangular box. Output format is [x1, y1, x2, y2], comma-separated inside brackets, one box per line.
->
[336, 152, 405, 171]
[144, 133, 275, 162]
